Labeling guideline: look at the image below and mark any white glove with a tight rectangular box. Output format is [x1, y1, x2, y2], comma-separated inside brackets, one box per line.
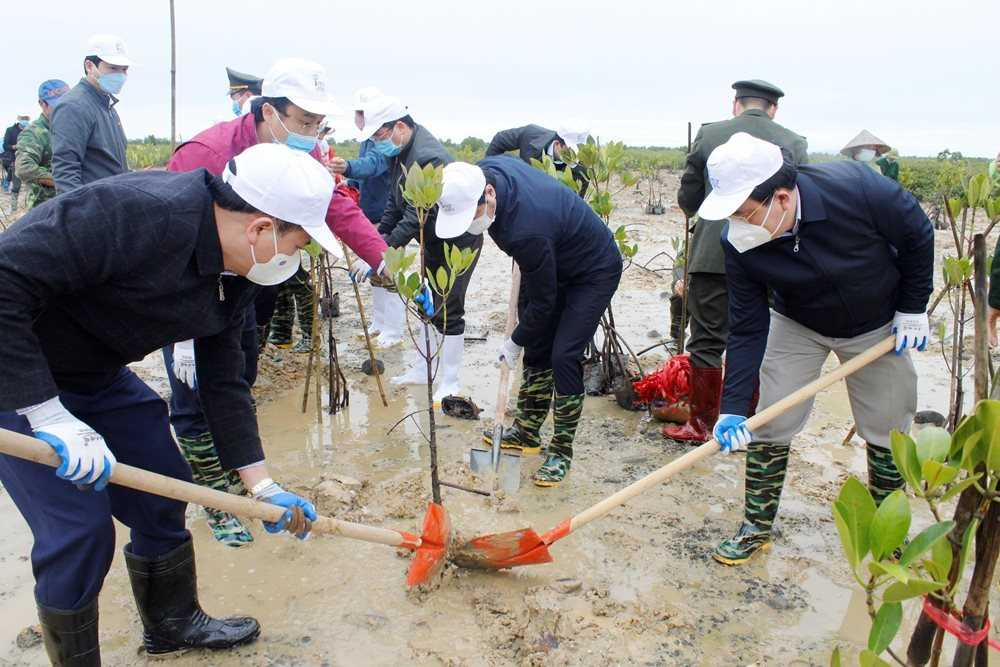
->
[891, 311, 929, 354]
[18, 397, 117, 490]
[172, 340, 197, 389]
[349, 258, 372, 283]
[498, 338, 523, 370]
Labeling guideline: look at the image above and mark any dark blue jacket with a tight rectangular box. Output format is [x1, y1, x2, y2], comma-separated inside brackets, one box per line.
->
[346, 138, 390, 224]
[50, 78, 128, 193]
[478, 156, 620, 346]
[721, 161, 934, 415]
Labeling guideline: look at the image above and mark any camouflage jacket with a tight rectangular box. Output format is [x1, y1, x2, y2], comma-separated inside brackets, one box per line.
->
[14, 114, 56, 208]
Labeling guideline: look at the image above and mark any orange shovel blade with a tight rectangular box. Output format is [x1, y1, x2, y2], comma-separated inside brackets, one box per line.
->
[406, 502, 451, 588]
[450, 527, 554, 570]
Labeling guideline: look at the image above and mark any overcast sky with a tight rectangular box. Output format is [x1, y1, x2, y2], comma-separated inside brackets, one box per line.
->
[3, 0, 995, 157]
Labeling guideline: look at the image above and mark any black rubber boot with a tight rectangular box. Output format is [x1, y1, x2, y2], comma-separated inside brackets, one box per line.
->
[124, 538, 260, 656]
[37, 599, 100, 666]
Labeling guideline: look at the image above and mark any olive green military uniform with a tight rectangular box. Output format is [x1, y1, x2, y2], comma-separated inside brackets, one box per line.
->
[13, 115, 57, 209]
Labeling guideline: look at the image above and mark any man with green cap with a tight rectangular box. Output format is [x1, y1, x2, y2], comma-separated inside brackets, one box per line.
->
[15, 80, 70, 210]
[667, 79, 808, 444]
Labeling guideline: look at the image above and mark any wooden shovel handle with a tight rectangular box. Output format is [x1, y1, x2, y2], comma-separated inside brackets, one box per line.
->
[565, 335, 896, 534]
[494, 264, 522, 424]
[0, 427, 420, 549]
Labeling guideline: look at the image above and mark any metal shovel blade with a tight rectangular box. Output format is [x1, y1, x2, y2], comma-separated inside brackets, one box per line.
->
[497, 451, 521, 494]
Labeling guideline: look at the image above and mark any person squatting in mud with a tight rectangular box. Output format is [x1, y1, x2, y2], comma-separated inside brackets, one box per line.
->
[0, 145, 339, 665]
[436, 157, 623, 486]
[704, 133, 934, 565]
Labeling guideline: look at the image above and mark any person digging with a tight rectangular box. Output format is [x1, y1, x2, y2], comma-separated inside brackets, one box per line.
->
[703, 133, 934, 565]
[437, 158, 623, 486]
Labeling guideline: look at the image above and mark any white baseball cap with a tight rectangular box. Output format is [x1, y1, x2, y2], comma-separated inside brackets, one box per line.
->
[262, 58, 343, 117]
[557, 121, 591, 152]
[436, 163, 487, 239]
[352, 86, 384, 112]
[698, 132, 783, 221]
[222, 143, 341, 258]
[357, 95, 408, 141]
[86, 34, 134, 67]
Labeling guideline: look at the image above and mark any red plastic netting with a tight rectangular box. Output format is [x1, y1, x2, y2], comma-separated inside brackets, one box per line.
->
[632, 354, 692, 405]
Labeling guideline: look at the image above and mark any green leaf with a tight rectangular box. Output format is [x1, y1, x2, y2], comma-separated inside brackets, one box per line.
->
[898, 521, 955, 567]
[940, 474, 982, 502]
[890, 430, 923, 492]
[921, 460, 959, 493]
[951, 522, 977, 595]
[832, 477, 877, 570]
[869, 559, 911, 584]
[915, 426, 951, 464]
[425, 269, 438, 293]
[869, 490, 911, 561]
[868, 602, 902, 655]
[883, 578, 947, 602]
[966, 173, 989, 208]
[930, 532, 953, 577]
[461, 248, 479, 272]
[830, 647, 842, 667]
[975, 400, 1000, 473]
[859, 649, 892, 667]
[406, 272, 421, 295]
[947, 197, 964, 223]
[435, 267, 449, 294]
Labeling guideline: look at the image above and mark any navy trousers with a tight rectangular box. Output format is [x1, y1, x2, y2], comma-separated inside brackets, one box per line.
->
[161, 304, 257, 439]
[0, 368, 191, 611]
[522, 263, 622, 395]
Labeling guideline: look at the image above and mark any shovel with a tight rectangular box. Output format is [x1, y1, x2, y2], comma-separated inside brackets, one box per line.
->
[0, 427, 448, 588]
[452, 335, 897, 569]
[469, 265, 523, 494]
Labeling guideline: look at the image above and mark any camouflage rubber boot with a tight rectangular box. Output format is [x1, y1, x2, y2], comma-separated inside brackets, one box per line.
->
[291, 277, 315, 344]
[867, 444, 905, 506]
[268, 284, 295, 348]
[291, 334, 312, 354]
[484, 367, 554, 455]
[176, 433, 254, 547]
[533, 393, 584, 487]
[713, 441, 790, 566]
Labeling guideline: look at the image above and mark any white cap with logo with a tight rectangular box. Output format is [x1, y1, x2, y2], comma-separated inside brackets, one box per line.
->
[262, 58, 343, 118]
[357, 95, 408, 141]
[436, 162, 487, 239]
[86, 34, 134, 67]
[557, 120, 591, 153]
[222, 143, 341, 258]
[698, 132, 784, 221]
[353, 86, 384, 112]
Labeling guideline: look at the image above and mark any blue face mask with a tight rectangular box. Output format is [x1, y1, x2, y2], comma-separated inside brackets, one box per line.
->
[373, 137, 401, 157]
[98, 72, 126, 95]
[269, 110, 319, 153]
[232, 100, 243, 117]
[17, 120, 29, 129]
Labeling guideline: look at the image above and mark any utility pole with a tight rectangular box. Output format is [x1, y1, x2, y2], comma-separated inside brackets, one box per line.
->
[169, 0, 177, 152]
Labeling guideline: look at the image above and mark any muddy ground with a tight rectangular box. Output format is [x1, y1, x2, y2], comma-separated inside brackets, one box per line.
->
[2, 173, 998, 666]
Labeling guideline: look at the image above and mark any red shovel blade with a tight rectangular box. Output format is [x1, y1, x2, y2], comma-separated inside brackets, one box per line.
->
[406, 502, 451, 588]
[450, 523, 564, 570]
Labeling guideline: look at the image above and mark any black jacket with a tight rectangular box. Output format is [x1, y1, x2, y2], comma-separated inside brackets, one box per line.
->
[1, 123, 22, 161]
[721, 162, 934, 415]
[50, 78, 128, 193]
[486, 124, 588, 194]
[0, 169, 265, 469]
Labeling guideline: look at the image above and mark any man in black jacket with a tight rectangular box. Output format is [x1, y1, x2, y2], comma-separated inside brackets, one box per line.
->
[486, 122, 590, 194]
[1, 114, 29, 209]
[368, 106, 482, 401]
[0, 144, 336, 663]
[704, 133, 933, 566]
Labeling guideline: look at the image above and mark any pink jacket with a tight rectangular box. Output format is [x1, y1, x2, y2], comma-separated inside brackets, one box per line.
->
[168, 114, 387, 268]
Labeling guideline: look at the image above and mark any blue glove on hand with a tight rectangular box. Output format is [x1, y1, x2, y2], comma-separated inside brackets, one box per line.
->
[713, 414, 752, 454]
[413, 284, 435, 317]
[254, 482, 317, 539]
[20, 397, 116, 491]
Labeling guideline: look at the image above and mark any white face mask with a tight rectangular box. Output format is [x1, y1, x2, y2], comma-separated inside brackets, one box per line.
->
[854, 148, 877, 162]
[467, 196, 496, 235]
[245, 227, 300, 286]
[727, 197, 787, 253]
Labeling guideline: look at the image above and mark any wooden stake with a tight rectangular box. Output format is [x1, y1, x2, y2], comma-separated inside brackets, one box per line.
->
[973, 234, 989, 402]
[340, 241, 389, 407]
[169, 0, 176, 152]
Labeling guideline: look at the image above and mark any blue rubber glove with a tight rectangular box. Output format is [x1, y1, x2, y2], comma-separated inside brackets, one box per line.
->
[413, 284, 435, 317]
[20, 397, 116, 491]
[253, 482, 317, 539]
[713, 414, 752, 454]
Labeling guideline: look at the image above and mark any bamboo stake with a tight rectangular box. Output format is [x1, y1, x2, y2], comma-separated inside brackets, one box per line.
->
[340, 241, 389, 407]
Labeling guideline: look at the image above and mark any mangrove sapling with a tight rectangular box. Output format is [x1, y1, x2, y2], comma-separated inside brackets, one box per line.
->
[381, 163, 478, 503]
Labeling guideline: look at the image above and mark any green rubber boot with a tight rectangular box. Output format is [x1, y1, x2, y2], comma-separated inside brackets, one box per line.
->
[484, 367, 554, 456]
[713, 441, 790, 566]
[867, 443, 905, 506]
[176, 433, 254, 547]
[291, 334, 312, 354]
[533, 393, 584, 487]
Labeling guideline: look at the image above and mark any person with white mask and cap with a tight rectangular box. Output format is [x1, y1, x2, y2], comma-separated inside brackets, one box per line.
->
[437, 156, 623, 486]
[701, 132, 934, 566]
[840, 129, 892, 172]
[0, 144, 337, 663]
[485, 120, 591, 195]
[51, 34, 133, 194]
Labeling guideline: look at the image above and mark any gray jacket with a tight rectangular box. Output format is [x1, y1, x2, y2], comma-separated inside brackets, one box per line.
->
[51, 78, 128, 194]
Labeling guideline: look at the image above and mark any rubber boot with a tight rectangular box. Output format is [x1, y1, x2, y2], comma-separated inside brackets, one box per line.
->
[392, 331, 438, 385]
[867, 444, 905, 506]
[37, 599, 100, 666]
[432, 334, 464, 403]
[713, 441, 790, 565]
[662, 366, 722, 443]
[176, 434, 253, 548]
[377, 291, 406, 347]
[533, 393, 584, 487]
[124, 538, 260, 655]
[483, 366, 554, 455]
[291, 334, 312, 354]
[10, 192, 18, 213]
[368, 286, 386, 336]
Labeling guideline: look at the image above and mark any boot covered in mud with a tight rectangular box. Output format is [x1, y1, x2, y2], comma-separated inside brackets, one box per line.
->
[483, 366, 554, 455]
[713, 441, 790, 566]
[177, 433, 253, 548]
[866, 443, 905, 506]
[124, 538, 260, 656]
[432, 334, 465, 402]
[662, 366, 722, 443]
[533, 393, 584, 487]
[37, 599, 100, 666]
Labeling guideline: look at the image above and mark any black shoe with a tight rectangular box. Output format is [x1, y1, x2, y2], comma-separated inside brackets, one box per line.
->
[37, 599, 101, 666]
[124, 538, 260, 655]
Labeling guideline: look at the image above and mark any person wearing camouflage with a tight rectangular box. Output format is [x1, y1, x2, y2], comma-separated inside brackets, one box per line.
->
[14, 80, 70, 210]
[267, 263, 315, 353]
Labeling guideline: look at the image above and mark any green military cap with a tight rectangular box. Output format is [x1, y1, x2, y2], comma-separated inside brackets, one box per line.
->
[226, 67, 263, 96]
[731, 79, 785, 105]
